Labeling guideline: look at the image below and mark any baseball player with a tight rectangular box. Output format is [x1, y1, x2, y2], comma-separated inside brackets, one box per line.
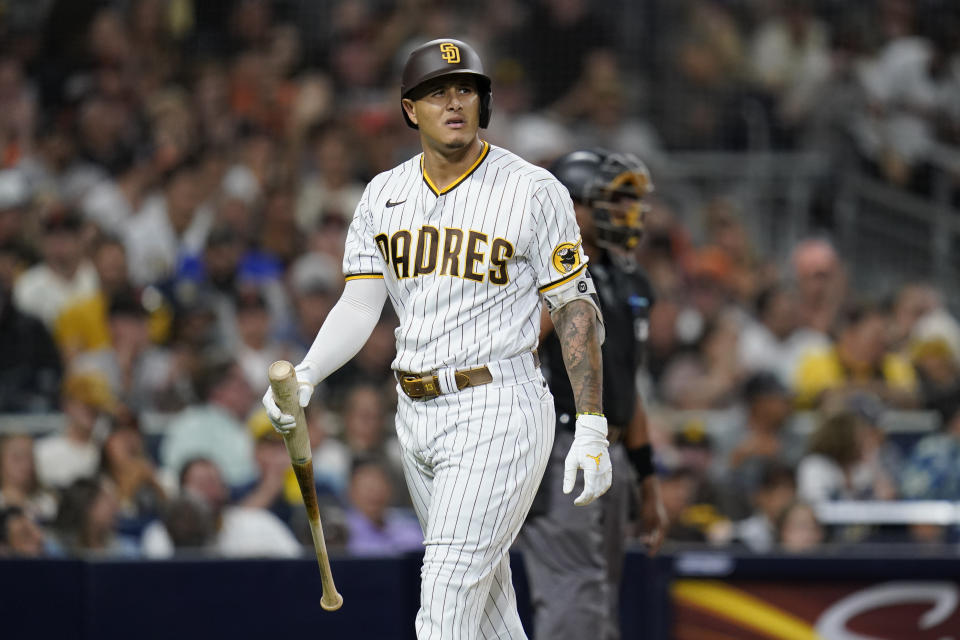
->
[263, 39, 610, 639]
[521, 149, 668, 640]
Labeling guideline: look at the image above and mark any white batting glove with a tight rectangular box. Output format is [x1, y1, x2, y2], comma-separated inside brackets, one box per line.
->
[262, 363, 316, 434]
[563, 413, 613, 506]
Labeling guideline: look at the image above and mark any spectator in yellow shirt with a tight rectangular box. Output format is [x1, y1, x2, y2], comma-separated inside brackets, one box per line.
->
[55, 235, 169, 362]
[793, 302, 918, 408]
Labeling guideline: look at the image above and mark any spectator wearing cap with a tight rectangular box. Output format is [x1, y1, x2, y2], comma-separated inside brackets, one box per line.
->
[12, 209, 98, 327]
[235, 287, 293, 391]
[235, 409, 307, 532]
[71, 288, 175, 413]
[279, 252, 341, 357]
[35, 372, 118, 489]
[910, 335, 960, 424]
[345, 458, 422, 557]
[727, 373, 800, 494]
[142, 457, 301, 558]
[159, 356, 257, 488]
[0, 242, 62, 412]
[733, 461, 797, 553]
[170, 224, 248, 349]
[792, 301, 918, 409]
[669, 421, 732, 536]
[737, 283, 828, 387]
[910, 306, 960, 371]
[658, 466, 725, 544]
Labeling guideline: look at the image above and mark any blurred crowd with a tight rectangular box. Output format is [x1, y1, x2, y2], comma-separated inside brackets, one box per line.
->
[2, 0, 960, 559]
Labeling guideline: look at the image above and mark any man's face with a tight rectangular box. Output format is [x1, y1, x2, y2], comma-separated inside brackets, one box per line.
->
[42, 229, 83, 270]
[183, 461, 228, 511]
[64, 398, 100, 434]
[403, 75, 480, 151]
[764, 289, 799, 338]
[1, 435, 34, 488]
[166, 170, 199, 231]
[843, 313, 888, 365]
[93, 243, 127, 293]
[214, 365, 254, 419]
[344, 387, 384, 451]
[754, 393, 791, 427]
[349, 465, 392, 523]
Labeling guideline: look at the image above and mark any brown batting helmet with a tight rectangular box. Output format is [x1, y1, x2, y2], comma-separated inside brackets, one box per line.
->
[400, 38, 492, 130]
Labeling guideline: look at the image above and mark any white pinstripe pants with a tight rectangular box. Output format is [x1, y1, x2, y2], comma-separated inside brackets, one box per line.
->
[395, 354, 554, 640]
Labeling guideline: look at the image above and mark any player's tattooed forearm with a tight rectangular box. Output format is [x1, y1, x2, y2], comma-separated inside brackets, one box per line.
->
[553, 300, 603, 413]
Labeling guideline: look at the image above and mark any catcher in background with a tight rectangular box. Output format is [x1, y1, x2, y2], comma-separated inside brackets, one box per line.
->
[521, 149, 668, 640]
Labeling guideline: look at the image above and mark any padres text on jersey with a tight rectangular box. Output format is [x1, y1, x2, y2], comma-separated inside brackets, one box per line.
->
[343, 141, 588, 373]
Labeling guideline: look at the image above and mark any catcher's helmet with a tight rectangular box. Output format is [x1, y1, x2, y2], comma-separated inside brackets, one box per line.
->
[550, 149, 654, 250]
[400, 38, 492, 130]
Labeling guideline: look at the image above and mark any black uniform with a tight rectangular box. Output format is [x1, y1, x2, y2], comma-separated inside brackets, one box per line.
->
[542, 252, 654, 432]
[522, 250, 654, 640]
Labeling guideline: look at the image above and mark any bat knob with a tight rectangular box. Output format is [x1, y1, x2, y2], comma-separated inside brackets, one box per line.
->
[321, 592, 343, 611]
[268, 360, 295, 382]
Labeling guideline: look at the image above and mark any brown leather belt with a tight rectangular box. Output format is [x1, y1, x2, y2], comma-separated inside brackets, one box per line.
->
[396, 352, 539, 400]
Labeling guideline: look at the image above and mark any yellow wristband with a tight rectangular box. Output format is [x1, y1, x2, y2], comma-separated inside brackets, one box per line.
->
[576, 411, 605, 418]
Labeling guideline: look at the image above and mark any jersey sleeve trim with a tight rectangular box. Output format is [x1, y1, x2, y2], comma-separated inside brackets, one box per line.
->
[538, 263, 588, 293]
[344, 272, 385, 281]
[421, 140, 490, 196]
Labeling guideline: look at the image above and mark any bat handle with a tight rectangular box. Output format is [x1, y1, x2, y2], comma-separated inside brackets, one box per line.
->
[291, 459, 343, 612]
[309, 514, 343, 611]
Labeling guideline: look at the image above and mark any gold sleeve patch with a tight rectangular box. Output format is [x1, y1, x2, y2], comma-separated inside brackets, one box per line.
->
[551, 240, 582, 274]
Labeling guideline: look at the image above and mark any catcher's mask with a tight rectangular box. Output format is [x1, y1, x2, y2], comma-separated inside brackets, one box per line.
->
[400, 38, 492, 129]
[550, 149, 653, 250]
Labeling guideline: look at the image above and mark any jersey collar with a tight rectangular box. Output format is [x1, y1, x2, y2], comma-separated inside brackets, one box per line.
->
[421, 140, 490, 197]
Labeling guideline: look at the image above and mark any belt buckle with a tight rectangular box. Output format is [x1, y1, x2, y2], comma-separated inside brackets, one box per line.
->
[402, 373, 441, 399]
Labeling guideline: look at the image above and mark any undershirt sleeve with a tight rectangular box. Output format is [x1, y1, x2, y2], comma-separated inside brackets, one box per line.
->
[297, 277, 389, 385]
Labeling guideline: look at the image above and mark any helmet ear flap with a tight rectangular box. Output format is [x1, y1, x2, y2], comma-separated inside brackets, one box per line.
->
[479, 90, 492, 129]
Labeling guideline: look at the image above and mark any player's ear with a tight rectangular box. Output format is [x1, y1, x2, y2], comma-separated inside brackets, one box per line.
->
[401, 98, 418, 126]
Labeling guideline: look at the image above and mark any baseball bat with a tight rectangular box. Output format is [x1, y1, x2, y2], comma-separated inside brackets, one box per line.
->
[268, 360, 343, 611]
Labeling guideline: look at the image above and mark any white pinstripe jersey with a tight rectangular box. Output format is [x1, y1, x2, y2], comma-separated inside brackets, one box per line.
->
[343, 141, 588, 373]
